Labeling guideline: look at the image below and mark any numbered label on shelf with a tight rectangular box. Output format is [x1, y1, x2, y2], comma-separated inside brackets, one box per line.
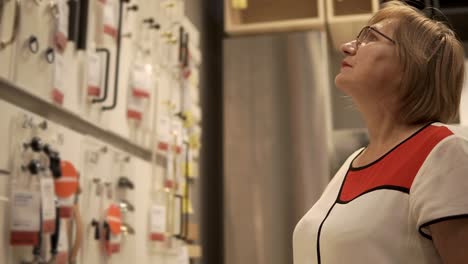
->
[10, 189, 41, 246]
[87, 52, 102, 97]
[150, 205, 167, 241]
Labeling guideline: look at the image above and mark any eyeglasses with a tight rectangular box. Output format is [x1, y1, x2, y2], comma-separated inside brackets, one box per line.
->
[355, 26, 396, 49]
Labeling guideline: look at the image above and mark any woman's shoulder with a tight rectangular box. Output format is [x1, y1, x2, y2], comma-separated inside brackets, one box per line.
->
[429, 123, 468, 146]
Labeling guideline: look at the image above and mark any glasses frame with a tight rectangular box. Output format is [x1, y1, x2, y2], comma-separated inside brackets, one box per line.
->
[355, 26, 396, 49]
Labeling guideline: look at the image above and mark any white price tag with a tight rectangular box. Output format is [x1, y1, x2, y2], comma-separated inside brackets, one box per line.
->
[150, 205, 166, 241]
[10, 189, 40, 246]
[58, 196, 74, 219]
[55, 0, 69, 51]
[157, 115, 171, 150]
[58, 0, 69, 38]
[172, 120, 183, 147]
[103, 1, 117, 38]
[127, 95, 146, 121]
[40, 177, 56, 233]
[178, 246, 190, 264]
[87, 52, 102, 96]
[131, 63, 153, 98]
[53, 53, 66, 105]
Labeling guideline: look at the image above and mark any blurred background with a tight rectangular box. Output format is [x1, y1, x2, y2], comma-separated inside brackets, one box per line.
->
[215, 1, 468, 264]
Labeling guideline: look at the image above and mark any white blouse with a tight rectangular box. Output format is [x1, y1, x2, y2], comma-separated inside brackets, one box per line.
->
[293, 123, 468, 264]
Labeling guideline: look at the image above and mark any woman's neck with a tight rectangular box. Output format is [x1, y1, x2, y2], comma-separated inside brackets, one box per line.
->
[356, 103, 425, 165]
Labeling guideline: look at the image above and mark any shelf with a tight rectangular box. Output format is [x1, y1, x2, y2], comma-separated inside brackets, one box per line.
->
[327, 0, 379, 50]
[188, 244, 202, 259]
[0, 77, 152, 161]
[225, 0, 325, 36]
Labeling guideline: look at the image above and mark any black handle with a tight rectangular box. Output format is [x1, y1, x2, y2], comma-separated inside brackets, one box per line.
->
[126, 4, 138, 11]
[183, 33, 189, 68]
[173, 194, 184, 240]
[67, 0, 80, 43]
[178, 26, 184, 65]
[50, 207, 61, 255]
[117, 176, 134, 189]
[26, 136, 43, 152]
[25, 159, 42, 175]
[91, 219, 100, 240]
[92, 48, 111, 104]
[77, 0, 89, 50]
[102, 0, 128, 111]
[103, 222, 110, 241]
[43, 144, 62, 179]
[33, 207, 43, 257]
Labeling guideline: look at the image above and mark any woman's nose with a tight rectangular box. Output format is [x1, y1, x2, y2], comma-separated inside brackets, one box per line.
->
[341, 40, 357, 56]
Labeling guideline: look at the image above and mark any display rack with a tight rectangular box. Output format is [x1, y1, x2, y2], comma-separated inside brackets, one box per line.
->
[0, 77, 152, 161]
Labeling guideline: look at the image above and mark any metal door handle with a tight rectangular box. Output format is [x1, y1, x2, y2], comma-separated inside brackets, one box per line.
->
[0, 0, 20, 50]
[92, 48, 111, 103]
[102, 0, 129, 111]
[173, 194, 184, 240]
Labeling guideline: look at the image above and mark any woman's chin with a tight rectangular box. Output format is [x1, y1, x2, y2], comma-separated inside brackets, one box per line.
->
[335, 74, 346, 90]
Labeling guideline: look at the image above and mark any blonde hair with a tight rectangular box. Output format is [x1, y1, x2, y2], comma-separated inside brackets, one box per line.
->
[369, 1, 465, 124]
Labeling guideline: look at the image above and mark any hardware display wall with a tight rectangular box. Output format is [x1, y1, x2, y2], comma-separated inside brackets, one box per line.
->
[0, 0, 202, 262]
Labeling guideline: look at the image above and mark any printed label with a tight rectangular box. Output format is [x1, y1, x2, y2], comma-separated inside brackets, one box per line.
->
[131, 63, 153, 98]
[10, 190, 40, 246]
[149, 205, 166, 241]
[87, 52, 102, 97]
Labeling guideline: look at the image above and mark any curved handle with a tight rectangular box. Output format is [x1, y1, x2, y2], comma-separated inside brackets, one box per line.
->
[102, 0, 127, 111]
[0, 0, 20, 50]
[173, 194, 185, 240]
[92, 48, 110, 104]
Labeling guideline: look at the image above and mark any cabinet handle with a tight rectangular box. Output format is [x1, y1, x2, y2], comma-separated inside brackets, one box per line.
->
[0, 0, 21, 50]
[173, 194, 184, 240]
[102, 0, 128, 111]
[92, 48, 111, 104]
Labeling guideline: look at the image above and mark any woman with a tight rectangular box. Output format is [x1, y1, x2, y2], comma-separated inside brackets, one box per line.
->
[293, 1, 466, 263]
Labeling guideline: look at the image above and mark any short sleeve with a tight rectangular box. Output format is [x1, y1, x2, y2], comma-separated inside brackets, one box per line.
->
[409, 136, 468, 239]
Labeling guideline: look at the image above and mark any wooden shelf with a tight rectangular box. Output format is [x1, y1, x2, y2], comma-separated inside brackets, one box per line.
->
[188, 244, 202, 259]
[225, 0, 325, 36]
[0, 77, 152, 161]
[327, 0, 379, 50]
